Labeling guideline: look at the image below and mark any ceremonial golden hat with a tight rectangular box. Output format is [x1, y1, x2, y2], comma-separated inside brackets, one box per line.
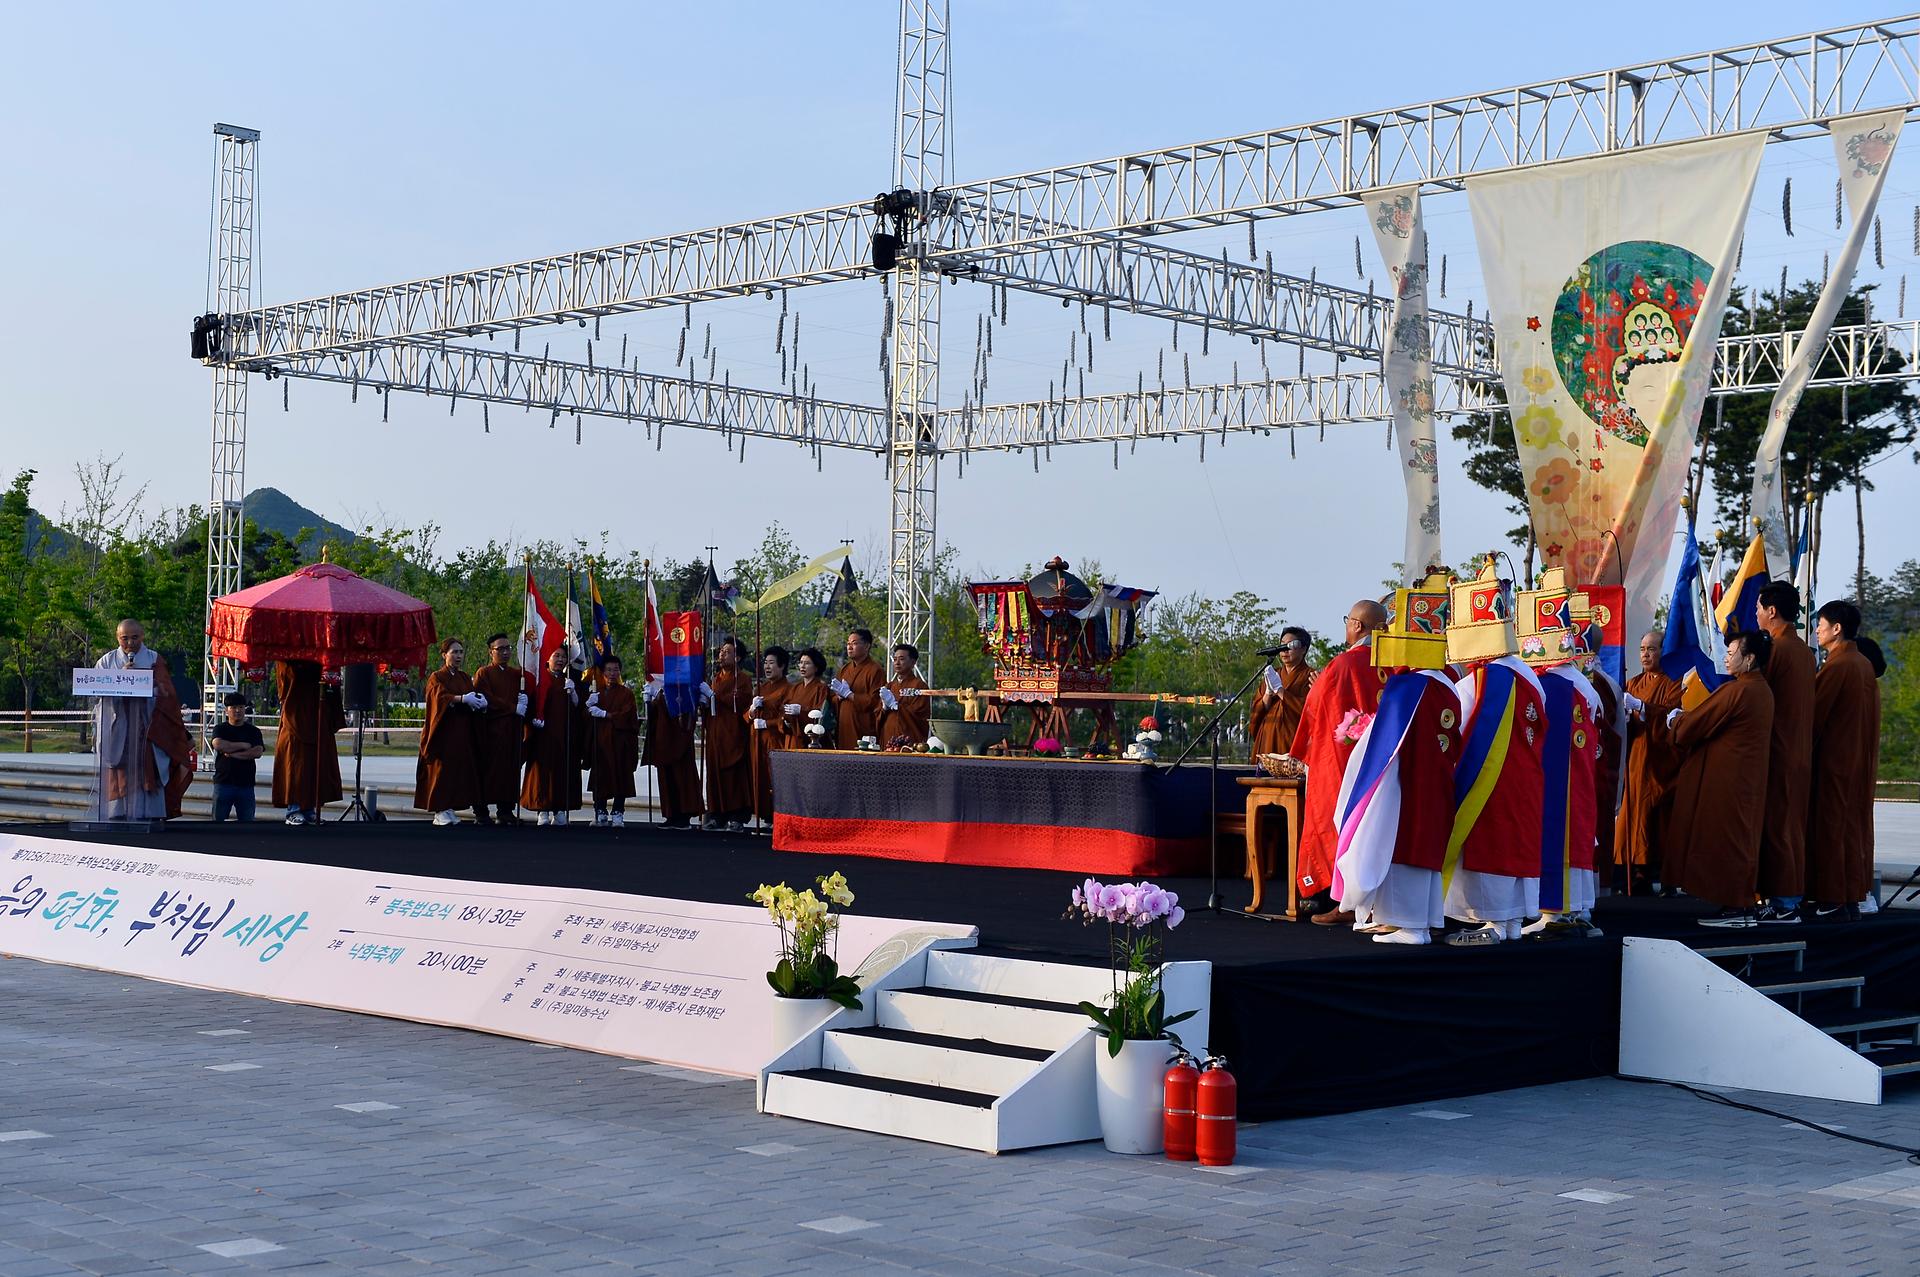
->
[1445, 560, 1517, 665]
[1374, 572, 1453, 671]
[1515, 565, 1585, 670]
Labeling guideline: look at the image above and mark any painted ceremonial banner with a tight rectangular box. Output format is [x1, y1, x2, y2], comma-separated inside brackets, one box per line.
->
[1468, 135, 1764, 644]
[1367, 185, 1443, 579]
[0, 832, 974, 1076]
[1752, 110, 1904, 580]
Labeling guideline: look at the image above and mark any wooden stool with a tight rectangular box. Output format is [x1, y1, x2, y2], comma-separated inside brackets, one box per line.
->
[1236, 776, 1302, 920]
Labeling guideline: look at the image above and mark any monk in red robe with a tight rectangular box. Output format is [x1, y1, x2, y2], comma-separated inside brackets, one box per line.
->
[587, 655, 641, 827]
[520, 649, 584, 825]
[640, 658, 702, 828]
[746, 646, 792, 827]
[1443, 655, 1547, 944]
[414, 637, 483, 825]
[783, 648, 834, 749]
[879, 642, 931, 748]
[1756, 583, 1815, 919]
[1297, 601, 1388, 922]
[1807, 600, 1882, 920]
[472, 633, 528, 824]
[703, 638, 754, 829]
[1618, 631, 1683, 890]
[1248, 626, 1313, 757]
[831, 628, 887, 748]
[272, 659, 343, 825]
[1666, 630, 1776, 924]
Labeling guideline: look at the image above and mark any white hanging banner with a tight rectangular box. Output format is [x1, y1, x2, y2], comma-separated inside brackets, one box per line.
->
[1468, 134, 1764, 645]
[0, 832, 975, 1076]
[1751, 110, 1904, 580]
[1367, 186, 1443, 579]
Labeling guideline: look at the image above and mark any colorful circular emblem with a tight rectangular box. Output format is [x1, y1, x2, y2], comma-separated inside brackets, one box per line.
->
[1437, 734, 1451, 753]
[1440, 708, 1456, 730]
[669, 624, 687, 644]
[1525, 726, 1536, 746]
[1573, 729, 1588, 749]
[1550, 239, 1712, 447]
[1573, 705, 1585, 724]
[1525, 703, 1539, 723]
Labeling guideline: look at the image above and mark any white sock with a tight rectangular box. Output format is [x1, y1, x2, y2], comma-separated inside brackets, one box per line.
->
[1374, 927, 1430, 945]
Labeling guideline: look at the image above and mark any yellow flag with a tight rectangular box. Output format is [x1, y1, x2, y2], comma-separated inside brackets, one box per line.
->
[734, 546, 852, 615]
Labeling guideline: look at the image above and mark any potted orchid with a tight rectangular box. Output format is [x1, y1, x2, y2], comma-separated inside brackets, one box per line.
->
[750, 872, 862, 1050]
[1068, 878, 1195, 1153]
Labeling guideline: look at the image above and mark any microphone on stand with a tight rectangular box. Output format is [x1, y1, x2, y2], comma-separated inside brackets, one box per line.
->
[1255, 645, 1283, 659]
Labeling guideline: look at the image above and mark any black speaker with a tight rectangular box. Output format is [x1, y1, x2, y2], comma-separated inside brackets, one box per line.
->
[872, 232, 900, 272]
[190, 314, 211, 360]
[341, 663, 376, 713]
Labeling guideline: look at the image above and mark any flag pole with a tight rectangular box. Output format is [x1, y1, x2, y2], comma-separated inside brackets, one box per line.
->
[518, 552, 531, 826]
[564, 560, 576, 826]
[644, 559, 656, 825]
[702, 546, 717, 831]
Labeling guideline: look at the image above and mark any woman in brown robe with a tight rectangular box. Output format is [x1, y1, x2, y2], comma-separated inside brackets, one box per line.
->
[587, 655, 641, 827]
[879, 642, 931, 748]
[473, 633, 528, 824]
[414, 638, 482, 824]
[1618, 631, 1684, 888]
[272, 659, 344, 825]
[783, 648, 834, 749]
[639, 659, 703, 829]
[1247, 626, 1313, 757]
[703, 639, 754, 828]
[747, 646, 792, 826]
[1664, 631, 1775, 920]
[1807, 601, 1882, 917]
[520, 650, 585, 825]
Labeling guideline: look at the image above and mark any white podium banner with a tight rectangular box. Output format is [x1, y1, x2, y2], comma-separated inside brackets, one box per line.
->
[72, 667, 153, 698]
[0, 833, 975, 1076]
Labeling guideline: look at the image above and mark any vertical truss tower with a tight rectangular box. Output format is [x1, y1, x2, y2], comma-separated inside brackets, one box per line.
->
[201, 123, 259, 747]
[886, 0, 949, 679]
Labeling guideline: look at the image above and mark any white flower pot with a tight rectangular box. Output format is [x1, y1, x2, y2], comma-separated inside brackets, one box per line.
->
[770, 994, 836, 1054]
[1093, 1035, 1172, 1154]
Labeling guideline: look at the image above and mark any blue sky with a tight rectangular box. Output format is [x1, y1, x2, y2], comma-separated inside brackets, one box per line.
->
[3, 1, 1916, 640]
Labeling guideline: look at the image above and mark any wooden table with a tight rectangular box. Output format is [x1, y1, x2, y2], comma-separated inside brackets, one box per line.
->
[1237, 776, 1302, 920]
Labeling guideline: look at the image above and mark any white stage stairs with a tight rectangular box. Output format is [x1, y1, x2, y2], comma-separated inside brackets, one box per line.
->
[758, 949, 1210, 1154]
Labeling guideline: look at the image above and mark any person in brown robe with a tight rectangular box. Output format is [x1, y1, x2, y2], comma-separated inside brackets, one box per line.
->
[93, 620, 194, 820]
[272, 659, 344, 825]
[1807, 600, 1882, 920]
[1664, 630, 1775, 923]
[702, 639, 754, 829]
[639, 659, 703, 829]
[1617, 630, 1684, 891]
[878, 642, 931, 748]
[1755, 582, 1815, 919]
[587, 655, 641, 827]
[1247, 625, 1313, 757]
[747, 646, 792, 827]
[414, 637, 484, 825]
[472, 633, 528, 824]
[520, 649, 584, 825]
[831, 628, 887, 748]
[784, 648, 834, 750]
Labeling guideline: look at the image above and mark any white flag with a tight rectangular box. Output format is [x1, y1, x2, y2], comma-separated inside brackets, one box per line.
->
[1367, 186, 1442, 580]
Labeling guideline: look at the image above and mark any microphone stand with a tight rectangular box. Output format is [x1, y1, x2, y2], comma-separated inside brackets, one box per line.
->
[1158, 654, 1277, 916]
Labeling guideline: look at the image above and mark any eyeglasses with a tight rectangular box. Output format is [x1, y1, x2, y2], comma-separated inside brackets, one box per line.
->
[1279, 641, 1303, 651]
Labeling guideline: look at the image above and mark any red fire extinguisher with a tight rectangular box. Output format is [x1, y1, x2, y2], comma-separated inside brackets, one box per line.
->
[1163, 1049, 1198, 1161]
[1196, 1054, 1237, 1167]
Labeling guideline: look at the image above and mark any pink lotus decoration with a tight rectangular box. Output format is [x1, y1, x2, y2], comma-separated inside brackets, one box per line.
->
[1334, 709, 1375, 745]
[1032, 737, 1063, 755]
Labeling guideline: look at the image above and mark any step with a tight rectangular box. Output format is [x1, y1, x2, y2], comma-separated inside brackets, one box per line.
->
[1862, 1043, 1920, 1077]
[762, 1068, 1000, 1153]
[1751, 977, 1866, 998]
[878, 987, 1091, 1053]
[1692, 940, 1807, 961]
[926, 949, 1116, 1006]
[1802, 1006, 1920, 1039]
[823, 1025, 1048, 1096]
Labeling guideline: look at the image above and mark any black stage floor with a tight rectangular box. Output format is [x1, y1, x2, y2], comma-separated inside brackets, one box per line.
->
[16, 820, 1920, 1120]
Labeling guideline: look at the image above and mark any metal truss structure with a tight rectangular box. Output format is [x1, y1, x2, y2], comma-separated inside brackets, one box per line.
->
[201, 12, 1920, 680]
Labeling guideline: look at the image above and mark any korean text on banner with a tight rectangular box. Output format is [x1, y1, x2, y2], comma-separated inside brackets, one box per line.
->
[73, 668, 154, 698]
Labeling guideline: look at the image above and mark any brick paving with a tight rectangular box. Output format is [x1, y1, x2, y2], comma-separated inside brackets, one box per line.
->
[4, 956, 1920, 1275]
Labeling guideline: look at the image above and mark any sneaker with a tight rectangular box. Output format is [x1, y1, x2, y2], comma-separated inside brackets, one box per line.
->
[611, 814, 625, 828]
[1755, 904, 1802, 925]
[1698, 907, 1758, 929]
[432, 810, 458, 827]
[592, 812, 608, 827]
[1860, 894, 1881, 915]
[1804, 902, 1849, 924]
[536, 811, 552, 827]
[554, 812, 569, 827]
[726, 821, 744, 832]
[284, 811, 306, 827]
[1444, 923, 1504, 947]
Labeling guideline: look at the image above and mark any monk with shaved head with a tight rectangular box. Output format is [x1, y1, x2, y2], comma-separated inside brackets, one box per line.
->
[1296, 599, 1390, 922]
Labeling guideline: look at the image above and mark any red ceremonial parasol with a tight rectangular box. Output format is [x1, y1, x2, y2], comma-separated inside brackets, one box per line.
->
[207, 561, 437, 671]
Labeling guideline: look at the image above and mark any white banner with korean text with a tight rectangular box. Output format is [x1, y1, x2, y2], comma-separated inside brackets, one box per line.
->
[0, 833, 976, 1076]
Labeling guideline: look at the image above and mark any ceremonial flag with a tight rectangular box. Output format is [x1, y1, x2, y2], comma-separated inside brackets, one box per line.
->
[1792, 522, 1813, 618]
[519, 562, 564, 705]
[1660, 531, 1725, 692]
[562, 566, 588, 675]
[1580, 584, 1627, 687]
[820, 556, 860, 619]
[586, 560, 614, 688]
[706, 563, 740, 611]
[1364, 185, 1443, 579]
[1706, 541, 1727, 610]
[645, 577, 705, 717]
[1468, 133, 1763, 648]
[734, 544, 853, 615]
[1713, 532, 1770, 638]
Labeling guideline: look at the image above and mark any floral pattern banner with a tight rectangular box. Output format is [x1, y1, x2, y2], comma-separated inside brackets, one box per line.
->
[1368, 185, 1442, 580]
[1751, 109, 1904, 580]
[1467, 134, 1764, 647]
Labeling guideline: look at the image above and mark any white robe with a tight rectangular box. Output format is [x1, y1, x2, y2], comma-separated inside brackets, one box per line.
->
[93, 646, 168, 820]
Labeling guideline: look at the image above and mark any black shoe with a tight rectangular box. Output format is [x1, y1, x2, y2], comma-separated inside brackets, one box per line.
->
[1698, 907, 1758, 929]
[1296, 890, 1335, 918]
[474, 810, 495, 826]
[1755, 904, 1802, 925]
[1804, 902, 1850, 924]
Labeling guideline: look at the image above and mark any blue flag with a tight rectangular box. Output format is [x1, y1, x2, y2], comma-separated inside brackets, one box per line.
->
[1661, 532, 1726, 691]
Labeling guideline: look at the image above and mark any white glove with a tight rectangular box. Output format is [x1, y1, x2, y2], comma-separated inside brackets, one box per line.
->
[641, 679, 661, 703]
[783, 702, 803, 717]
[1624, 693, 1645, 718]
[532, 718, 546, 729]
[1665, 708, 1683, 730]
[472, 692, 488, 710]
[459, 692, 485, 711]
[1263, 666, 1284, 695]
[564, 681, 578, 704]
[588, 705, 609, 719]
[879, 688, 899, 711]
[753, 718, 768, 730]
[586, 690, 600, 708]
[750, 695, 765, 711]
[830, 678, 853, 699]
[700, 682, 716, 712]
[515, 692, 528, 717]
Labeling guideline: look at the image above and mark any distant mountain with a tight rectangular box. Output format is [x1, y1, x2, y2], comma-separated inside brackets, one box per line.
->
[23, 510, 78, 556]
[244, 487, 356, 554]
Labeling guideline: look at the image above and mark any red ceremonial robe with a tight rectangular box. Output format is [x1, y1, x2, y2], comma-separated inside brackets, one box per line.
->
[1336, 670, 1461, 872]
[520, 678, 585, 813]
[1448, 656, 1547, 879]
[1588, 668, 1628, 870]
[1537, 664, 1600, 912]
[1294, 641, 1385, 898]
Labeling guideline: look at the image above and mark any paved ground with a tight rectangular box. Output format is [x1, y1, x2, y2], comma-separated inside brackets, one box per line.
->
[5, 958, 1920, 1275]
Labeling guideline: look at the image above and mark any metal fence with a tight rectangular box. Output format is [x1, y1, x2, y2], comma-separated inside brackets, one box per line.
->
[0, 710, 421, 754]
